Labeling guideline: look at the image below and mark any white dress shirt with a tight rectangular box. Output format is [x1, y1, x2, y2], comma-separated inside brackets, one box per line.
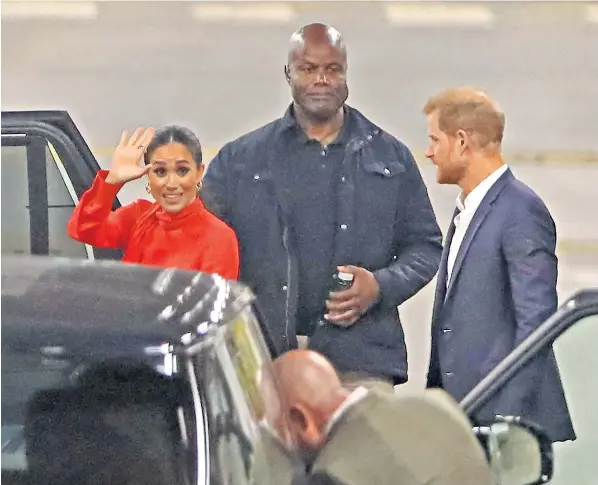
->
[446, 165, 509, 286]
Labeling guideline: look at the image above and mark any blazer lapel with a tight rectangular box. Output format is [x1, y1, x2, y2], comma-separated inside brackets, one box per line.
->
[444, 169, 513, 301]
[431, 208, 459, 321]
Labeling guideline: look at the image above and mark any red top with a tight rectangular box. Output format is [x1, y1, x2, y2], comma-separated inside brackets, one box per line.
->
[67, 170, 239, 280]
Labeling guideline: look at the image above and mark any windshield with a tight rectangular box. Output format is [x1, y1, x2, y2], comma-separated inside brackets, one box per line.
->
[185, 304, 283, 485]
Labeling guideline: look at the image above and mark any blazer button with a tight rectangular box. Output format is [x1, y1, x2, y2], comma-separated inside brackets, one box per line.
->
[446, 372, 454, 377]
[281, 284, 288, 291]
[383, 167, 391, 175]
[253, 174, 260, 180]
[340, 224, 348, 230]
[442, 328, 452, 333]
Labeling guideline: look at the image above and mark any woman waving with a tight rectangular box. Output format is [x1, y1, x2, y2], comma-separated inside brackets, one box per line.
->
[67, 126, 239, 280]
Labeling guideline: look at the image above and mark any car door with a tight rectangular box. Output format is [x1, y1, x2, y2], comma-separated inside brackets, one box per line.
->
[1, 110, 121, 260]
[461, 289, 598, 485]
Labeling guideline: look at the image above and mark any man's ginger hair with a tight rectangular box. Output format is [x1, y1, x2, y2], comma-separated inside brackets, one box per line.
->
[423, 87, 505, 150]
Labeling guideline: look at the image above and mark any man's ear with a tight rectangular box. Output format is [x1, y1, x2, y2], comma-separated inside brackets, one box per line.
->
[289, 406, 308, 432]
[456, 129, 469, 154]
[284, 65, 292, 85]
[289, 404, 322, 446]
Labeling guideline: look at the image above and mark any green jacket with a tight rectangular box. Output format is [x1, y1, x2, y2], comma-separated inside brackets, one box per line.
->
[312, 390, 493, 485]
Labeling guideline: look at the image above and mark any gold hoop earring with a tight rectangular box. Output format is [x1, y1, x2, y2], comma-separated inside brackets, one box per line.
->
[196, 180, 203, 193]
[145, 184, 151, 194]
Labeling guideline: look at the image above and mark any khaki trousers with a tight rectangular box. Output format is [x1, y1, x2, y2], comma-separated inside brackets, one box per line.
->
[295, 336, 395, 394]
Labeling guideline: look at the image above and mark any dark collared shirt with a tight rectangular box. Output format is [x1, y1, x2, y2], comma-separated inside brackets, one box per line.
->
[280, 107, 355, 335]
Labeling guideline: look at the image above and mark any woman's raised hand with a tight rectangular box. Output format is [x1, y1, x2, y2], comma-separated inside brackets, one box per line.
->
[105, 127, 156, 184]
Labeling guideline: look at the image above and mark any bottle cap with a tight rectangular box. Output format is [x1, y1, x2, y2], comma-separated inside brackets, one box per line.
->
[337, 271, 354, 282]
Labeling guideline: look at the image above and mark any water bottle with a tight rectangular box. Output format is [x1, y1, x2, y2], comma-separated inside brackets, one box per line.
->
[318, 271, 354, 326]
[333, 271, 355, 292]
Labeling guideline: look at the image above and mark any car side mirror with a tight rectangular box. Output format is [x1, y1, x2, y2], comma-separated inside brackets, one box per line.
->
[473, 415, 553, 485]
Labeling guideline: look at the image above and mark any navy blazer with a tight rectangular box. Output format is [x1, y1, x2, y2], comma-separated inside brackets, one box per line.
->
[427, 169, 575, 442]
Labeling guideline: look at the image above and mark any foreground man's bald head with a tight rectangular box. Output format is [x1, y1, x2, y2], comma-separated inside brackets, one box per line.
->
[273, 349, 349, 413]
[272, 350, 493, 485]
[272, 350, 350, 453]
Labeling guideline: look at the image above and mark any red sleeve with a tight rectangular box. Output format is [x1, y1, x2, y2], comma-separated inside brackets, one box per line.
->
[198, 225, 240, 281]
[67, 170, 140, 250]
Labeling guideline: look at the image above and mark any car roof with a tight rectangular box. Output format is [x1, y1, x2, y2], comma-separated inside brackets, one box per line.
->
[1, 255, 255, 358]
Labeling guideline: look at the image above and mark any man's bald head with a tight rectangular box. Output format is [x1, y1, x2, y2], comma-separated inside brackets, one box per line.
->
[272, 350, 350, 457]
[272, 350, 345, 410]
[287, 23, 346, 64]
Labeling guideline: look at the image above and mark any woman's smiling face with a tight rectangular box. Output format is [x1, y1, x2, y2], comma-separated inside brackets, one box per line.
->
[147, 142, 204, 213]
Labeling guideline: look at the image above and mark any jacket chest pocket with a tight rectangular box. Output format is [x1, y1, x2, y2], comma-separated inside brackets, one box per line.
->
[232, 168, 278, 230]
[356, 160, 405, 226]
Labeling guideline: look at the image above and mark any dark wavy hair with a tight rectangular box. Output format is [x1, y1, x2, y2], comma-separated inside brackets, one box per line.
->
[144, 125, 203, 167]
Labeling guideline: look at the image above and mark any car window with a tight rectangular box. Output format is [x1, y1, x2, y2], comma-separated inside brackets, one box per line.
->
[1, 144, 30, 254]
[549, 314, 598, 485]
[1, 347, 82, 483]
[45, 142, 90, 258]
[1, 352, 191, 485]
[1, 136, 89, 259]
[1, 353, 66, 478]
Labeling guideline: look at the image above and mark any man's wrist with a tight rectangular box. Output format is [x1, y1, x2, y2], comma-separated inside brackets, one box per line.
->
[372, 269, 390, 309]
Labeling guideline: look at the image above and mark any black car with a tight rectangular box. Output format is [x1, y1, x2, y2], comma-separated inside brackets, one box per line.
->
[1, 255, 271, 485]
